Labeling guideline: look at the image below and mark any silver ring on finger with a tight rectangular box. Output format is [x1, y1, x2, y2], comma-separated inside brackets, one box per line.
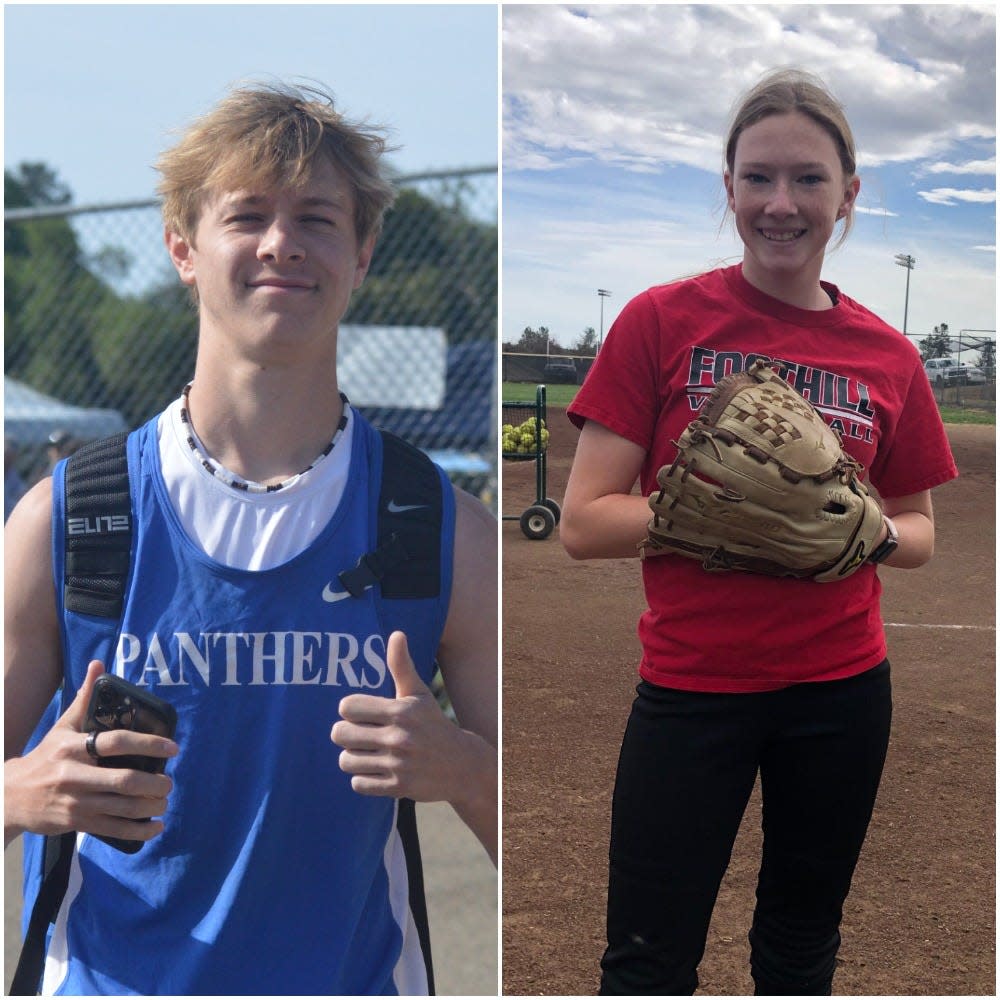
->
[85, 730, 104, 761]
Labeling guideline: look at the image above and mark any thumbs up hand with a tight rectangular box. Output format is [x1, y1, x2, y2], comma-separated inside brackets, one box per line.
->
[332, 632, 467, 802]
[385, 630, 426, 699]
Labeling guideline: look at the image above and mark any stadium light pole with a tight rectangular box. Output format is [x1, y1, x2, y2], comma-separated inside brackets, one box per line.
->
[597, 288, 612, 352]
[894, 254, 916, 334]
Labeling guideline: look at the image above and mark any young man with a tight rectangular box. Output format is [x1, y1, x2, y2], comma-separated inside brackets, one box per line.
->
[5, 83, 497, 996]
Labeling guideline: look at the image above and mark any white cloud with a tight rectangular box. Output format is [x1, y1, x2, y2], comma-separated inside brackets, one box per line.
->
[503, 4, 996, 174]
[923, 158, 997, 176]
[855, 205, 899, 218]
[917, 187, 997, 206]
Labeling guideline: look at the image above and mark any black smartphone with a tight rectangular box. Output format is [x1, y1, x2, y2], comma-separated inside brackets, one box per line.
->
[84, 674, 177, 853]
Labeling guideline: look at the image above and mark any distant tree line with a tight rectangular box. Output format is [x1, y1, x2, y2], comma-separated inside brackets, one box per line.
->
[347, 186, 496, 344]
[5, 162, 197, 428]
[503, 325, 598, 355]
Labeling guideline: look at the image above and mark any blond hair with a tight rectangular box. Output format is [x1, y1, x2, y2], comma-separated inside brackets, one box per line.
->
[724, 68, 858, 246]
[156, 81, 396, 244]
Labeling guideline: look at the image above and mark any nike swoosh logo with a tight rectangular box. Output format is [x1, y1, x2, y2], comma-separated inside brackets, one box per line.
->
[387, 500, 427, 513]
[322, 583, 352, 603]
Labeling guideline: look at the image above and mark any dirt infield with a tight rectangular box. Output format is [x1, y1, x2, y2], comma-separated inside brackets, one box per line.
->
[501, 409, 995, 996]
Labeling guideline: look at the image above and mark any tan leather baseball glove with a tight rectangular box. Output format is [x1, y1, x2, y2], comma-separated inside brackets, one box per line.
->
[642, 360, 885, 582]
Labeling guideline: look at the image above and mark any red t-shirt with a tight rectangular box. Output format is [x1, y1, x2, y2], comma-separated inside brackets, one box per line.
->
[568, 265, 959, 693]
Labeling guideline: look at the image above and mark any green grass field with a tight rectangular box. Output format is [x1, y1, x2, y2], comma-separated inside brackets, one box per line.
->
[938, 405, 995, 425]
[501, 383, 579, 407]
[502, 383, 994, 425]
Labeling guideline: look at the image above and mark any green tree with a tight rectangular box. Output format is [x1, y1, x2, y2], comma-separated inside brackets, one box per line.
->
[90, 285, 198, 427]
[5, 164, 111, 404]
[512, 326, 561, 354]
[5, 162, 197, 426]
[6, 162, 72, 208]
[574, 326, 598, 355]
[918, 323, 951, 362]
[345, 187, 496, 343]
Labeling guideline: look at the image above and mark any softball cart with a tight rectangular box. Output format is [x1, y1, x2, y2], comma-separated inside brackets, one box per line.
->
[501, 384, 561, 539]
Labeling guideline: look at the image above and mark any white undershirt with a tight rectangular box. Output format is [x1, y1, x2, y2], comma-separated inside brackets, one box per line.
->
[157, 397, 354, 572]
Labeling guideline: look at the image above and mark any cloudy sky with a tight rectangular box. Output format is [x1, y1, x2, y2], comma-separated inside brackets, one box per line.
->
[503, 4, 996, 356]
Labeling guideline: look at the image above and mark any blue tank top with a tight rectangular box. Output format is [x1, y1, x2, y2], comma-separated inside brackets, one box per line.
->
[33, 411, 454, 995]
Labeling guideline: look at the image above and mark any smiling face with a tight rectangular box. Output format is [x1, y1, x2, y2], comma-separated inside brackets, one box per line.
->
[166, 155, 375, 363]
[724, 111, 860, 308]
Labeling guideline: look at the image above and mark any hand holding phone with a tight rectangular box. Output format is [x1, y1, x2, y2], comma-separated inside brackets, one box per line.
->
[84, 675, 177, 853]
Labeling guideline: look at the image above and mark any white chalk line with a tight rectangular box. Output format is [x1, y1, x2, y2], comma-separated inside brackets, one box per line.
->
[884, 622, 995, 631]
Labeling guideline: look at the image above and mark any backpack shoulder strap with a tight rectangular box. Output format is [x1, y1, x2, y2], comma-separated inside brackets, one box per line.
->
[9, 432, 133, 996]
[63, 431, 133, 618]
[9, 832, 76, 995]
[338, 429, 444, 600]
[365, 429, 445, 996]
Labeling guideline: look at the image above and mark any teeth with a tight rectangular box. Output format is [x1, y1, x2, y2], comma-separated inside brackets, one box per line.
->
[761, 230, 804, 242]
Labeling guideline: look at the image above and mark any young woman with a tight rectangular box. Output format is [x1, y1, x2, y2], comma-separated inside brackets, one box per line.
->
[561, 68, 958, 996]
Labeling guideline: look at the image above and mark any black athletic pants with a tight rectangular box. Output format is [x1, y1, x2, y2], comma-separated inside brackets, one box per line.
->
[599, 660, 892, 996]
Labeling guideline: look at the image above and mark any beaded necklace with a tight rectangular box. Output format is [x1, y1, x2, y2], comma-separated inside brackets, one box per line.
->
[179, 382, 349, 494]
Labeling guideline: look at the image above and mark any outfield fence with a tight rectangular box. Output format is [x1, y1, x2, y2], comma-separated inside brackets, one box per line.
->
[5, 166, 498, 507]
[929, 377, 996, 412]
[502, 351, 996, 417]
[502, 352, 595, 385]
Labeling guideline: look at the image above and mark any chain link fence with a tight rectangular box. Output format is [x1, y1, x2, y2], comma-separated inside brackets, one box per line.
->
[502, 351, 596, 386]
[503, 350, 996, 417]
[924, 332, 996, 413]
[5, 166, 497, 508]
[928, 378, 996, 411]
